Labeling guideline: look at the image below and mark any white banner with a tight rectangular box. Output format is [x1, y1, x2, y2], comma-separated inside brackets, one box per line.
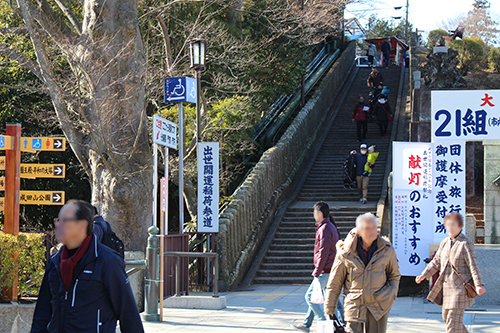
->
[197, 142, 219, 233]
[432, 141, 466, 243]
[432, 90, 500, 142]
[393, 142, 434, 276]
[393, 189, 434, 276]
[153, 114, 177, 149]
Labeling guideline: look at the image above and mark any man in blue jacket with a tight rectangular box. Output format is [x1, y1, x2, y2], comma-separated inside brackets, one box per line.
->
[31, 199, 144, 333]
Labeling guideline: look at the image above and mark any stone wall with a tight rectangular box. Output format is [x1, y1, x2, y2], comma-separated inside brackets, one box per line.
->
[216, 42, 357, 289]
[0, 303, 35, 333]
[483, 142, 500, 244]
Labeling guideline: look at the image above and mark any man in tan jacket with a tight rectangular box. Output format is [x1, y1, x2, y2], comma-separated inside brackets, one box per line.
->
[324, 213, 400, 333]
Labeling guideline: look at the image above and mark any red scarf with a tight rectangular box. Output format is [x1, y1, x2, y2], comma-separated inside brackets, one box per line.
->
[60, 235, 92, 290]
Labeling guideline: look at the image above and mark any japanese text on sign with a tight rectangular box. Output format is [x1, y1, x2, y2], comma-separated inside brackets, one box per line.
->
[393, 142, 434, 276]
[152, 115, 177, 149]
[432, 90, 500, 141]
[197, 142, 219, 233]
[432, 142, 465, 243]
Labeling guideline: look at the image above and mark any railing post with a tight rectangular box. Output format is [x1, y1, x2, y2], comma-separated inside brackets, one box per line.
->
[175, 256, 180, 296]
[212, 254, 219, 297]
[143, 226, 160, 322]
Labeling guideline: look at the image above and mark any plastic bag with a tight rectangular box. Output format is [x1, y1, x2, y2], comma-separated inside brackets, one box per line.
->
[310, 278, 324, 304]
[317, 319, 335, 333]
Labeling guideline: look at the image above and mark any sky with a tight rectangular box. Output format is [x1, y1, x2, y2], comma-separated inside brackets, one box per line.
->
[345, 0, 500, 36]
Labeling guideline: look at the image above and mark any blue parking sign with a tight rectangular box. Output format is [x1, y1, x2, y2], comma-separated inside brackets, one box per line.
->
[164, 77, 197, 104]
[0, 136, 4, 148]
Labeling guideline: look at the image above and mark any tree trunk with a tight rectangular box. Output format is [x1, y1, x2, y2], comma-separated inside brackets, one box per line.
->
[79, 0, 152, 251]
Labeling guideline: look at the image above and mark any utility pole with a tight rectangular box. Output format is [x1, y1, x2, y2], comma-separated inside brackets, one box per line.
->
[405, 0, 409, 42]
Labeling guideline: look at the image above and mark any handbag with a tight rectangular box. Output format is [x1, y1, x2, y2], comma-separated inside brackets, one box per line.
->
[380, 104, 391, 124]
[329, 315, 345, 333]
[447, 257, 477, 298]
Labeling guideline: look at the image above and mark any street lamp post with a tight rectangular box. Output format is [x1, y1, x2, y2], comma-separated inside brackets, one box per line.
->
[189, 39, 210, 285]
[189, 39, 207, 143]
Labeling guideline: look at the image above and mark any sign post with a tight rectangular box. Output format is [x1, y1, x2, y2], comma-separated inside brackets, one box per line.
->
[4, 123, 21, 301]
[151, 112, 178, 321]
[164, 76, 196, 234]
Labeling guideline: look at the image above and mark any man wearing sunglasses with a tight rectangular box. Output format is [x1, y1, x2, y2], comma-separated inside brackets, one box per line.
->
[31, 199, 144, 333]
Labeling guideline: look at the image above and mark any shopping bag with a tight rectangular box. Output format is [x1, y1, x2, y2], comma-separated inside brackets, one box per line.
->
[310, 278, 324, 304]
[317, 319, 335, 333]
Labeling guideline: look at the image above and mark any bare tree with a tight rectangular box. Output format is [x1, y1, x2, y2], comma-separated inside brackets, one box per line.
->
[1, 0, 151, 250]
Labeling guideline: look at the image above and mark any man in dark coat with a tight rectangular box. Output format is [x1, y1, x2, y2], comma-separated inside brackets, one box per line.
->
[381, 39, 391, 68]
[366, 68, 384, 88]
[373, 97, 392, 136]
[31, 200, 144, 333]
[352, 95, 370, 142]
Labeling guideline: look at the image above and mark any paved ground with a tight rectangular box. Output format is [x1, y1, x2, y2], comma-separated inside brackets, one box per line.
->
[137, 284, 500, 333]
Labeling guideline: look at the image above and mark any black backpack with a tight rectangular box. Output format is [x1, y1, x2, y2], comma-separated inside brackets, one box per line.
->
[94, 220, 125, 259]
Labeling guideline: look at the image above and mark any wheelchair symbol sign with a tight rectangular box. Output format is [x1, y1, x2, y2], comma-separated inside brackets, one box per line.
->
[164, 77, 197, 104]
[32, 139, 42, 149]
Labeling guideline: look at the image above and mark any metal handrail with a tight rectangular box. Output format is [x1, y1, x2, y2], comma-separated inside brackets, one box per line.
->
[163, 251, 219, 297]
[125, 259, 146, 277]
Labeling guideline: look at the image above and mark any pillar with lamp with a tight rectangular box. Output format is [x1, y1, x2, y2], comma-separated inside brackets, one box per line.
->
[189, 39, 206, 143]
[189, 38, 216, 288]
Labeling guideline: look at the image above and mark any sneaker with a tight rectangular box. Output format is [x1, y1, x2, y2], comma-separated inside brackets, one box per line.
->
[291, 323, 310, 332]
[363, 198, 368, 204]
[359, 198, 364, 203]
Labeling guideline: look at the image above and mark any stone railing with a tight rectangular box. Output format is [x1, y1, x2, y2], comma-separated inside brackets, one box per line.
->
[216, 42, 356, 289]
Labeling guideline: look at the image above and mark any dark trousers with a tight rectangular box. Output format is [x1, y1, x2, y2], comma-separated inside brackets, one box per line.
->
[368, 55, 374, 66]
[356, 121, 367, 141]
[383, 52, 390, 67]
[379, 124, 388, 135]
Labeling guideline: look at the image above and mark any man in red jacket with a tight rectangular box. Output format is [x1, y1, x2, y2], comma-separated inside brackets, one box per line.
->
[352, 95, 370, 142]
[292, 202, 343, 332]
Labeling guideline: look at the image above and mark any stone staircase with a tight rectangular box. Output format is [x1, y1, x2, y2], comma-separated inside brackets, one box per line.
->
[254, 66, 402, 284]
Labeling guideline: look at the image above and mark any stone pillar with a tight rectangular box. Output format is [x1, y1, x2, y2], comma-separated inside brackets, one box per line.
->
[466, 142, 475, 198]
[125, 251, 145, 312]
[483, 141, 500, 244]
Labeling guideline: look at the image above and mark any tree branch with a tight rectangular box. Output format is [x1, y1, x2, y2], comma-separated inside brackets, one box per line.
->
[16, 0, 85, 158]
[155, 13, 173, 75]
[53, 0, 82, 34]
[0, 83, 48, 93]
[0, 27, 28, 34]
[0, 44, 43, 80]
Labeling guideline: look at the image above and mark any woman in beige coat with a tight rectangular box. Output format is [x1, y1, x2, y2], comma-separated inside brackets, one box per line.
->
[416, 213, 486, 333]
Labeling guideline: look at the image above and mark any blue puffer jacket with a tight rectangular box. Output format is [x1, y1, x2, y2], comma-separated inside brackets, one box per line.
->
[31, 235, 144, 333]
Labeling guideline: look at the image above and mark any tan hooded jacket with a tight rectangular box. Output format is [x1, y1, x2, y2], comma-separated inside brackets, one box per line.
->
[324, 228, 400, 322]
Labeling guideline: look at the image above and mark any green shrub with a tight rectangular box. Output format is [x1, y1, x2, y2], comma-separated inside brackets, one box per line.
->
[0, 232, 46, 298]
[449, 38, 484, 74]
[427, 29, 449, 48]
[488, 47, 500, 73]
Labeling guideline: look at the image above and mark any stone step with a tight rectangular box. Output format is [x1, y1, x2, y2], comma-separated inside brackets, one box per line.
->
[263, 256, 313, 263]
[269, 244, 315, 251]
[273, 238, 315, 244]
[266, 250, 313, 257]
[253, 276, 313, 284]
[275, 232, 316, 238]
[260, 262, 315, 270]
[257, 269, 312, 277]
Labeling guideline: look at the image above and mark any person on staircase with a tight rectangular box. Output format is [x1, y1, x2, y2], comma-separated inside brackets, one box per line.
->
[373, 95, 392, 136]
[355, 144, 370, 204]
[381, 39, 392, 69]
[291, 201, 344, 332]
[366, 42, 377, 67]
[367, 67, 384, 89]
[324, 213, 400, 333]
[352, 95, 370, 143]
